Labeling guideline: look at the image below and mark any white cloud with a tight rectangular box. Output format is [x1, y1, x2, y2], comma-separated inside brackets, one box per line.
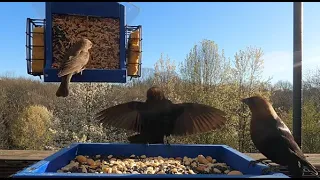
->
[262, 47, 320, 84]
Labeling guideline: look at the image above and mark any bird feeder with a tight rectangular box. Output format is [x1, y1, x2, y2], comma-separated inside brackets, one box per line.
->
[25, 2, 142, 83]
[13, 143, 289, 178]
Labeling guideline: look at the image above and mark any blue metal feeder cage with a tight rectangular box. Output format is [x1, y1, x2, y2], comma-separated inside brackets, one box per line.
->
[12, 143, 289, 178]
[26, 2, 142, 83]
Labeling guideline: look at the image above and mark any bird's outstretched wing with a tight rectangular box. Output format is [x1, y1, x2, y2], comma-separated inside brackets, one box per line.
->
[171, 103, 227, 136]
[95, 101, 146, 132]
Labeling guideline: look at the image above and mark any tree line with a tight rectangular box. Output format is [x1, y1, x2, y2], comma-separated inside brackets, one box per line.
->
[0, 39, 319, 153]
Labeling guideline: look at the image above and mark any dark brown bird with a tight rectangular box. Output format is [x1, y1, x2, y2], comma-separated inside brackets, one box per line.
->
[242, 95, 318, 178]
[56, 38, 93, 97]
[96, 86, 227, 144]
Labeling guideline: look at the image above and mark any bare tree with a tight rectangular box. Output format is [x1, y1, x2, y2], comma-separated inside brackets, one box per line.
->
[232, 46, 271, 152]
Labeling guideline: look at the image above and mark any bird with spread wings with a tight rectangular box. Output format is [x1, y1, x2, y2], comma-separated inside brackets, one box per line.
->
[96, 86, 228, 144]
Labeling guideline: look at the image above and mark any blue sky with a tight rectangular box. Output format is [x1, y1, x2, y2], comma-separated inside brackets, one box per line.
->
[1, 2, 319, 84]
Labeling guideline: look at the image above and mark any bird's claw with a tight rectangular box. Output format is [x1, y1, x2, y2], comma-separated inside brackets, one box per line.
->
[248, 160, 258, 168]
[261, 168, 272, 175]
[261, 166, 279, 175]
[248, 158, 269, 168]
[165, 138, 171, 146]
[80, 67, 85, 75]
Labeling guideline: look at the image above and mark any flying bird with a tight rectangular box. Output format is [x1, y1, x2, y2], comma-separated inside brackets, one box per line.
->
[56, 38, 93, 97]
[96, 86, 227, 144]
[242, 95, 318, 178]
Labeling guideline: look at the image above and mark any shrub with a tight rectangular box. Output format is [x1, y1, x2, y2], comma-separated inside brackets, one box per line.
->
[9, 105, 54, 150]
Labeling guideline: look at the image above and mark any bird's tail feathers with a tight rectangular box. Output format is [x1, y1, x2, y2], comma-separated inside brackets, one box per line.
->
[298, 155, 319, 177]
[56, 74, 72, 97]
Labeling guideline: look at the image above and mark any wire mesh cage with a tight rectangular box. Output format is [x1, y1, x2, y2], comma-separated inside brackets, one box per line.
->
[25, 18, 46, 77]
[125, 25, 142, 79]
[43, 2, 128, 83]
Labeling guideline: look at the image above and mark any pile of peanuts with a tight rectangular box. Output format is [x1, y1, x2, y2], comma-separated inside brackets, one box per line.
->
[57, 154, 243, 175]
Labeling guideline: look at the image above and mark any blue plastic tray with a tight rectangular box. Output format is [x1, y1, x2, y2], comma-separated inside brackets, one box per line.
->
[13, 143, 289, 178]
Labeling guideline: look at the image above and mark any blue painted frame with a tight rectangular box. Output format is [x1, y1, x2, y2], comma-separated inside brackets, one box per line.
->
[12, 143, 289, 178]
[44, 2, 127, 83]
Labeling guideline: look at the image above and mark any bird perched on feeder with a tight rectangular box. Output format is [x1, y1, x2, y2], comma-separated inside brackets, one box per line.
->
[56, 38, 93, 97]
[96, 86, 228, 144]
[242, 95, 319, 178]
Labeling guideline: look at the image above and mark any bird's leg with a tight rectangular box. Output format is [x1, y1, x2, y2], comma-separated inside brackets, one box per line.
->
[80, 67, 86, 75]
[248, 158, 280, 175]
[248, 158, 270, 167]
[166, 138, 171, 146]
[164, 136, 171, 146]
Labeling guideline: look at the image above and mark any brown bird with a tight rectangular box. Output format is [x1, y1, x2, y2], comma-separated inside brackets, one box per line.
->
[96, 86, 227, 144]
[56, 38, 93, 97]
[242, 95, 318, 178]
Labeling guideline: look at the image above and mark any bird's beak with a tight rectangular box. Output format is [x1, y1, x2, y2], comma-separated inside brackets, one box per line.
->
[241, 98, 249, 104]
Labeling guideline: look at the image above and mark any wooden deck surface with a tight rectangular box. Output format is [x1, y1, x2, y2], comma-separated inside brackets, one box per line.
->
[245, 153, 320, 169]
[1, 150, 320, 178]
[0, 150, 58, 160]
